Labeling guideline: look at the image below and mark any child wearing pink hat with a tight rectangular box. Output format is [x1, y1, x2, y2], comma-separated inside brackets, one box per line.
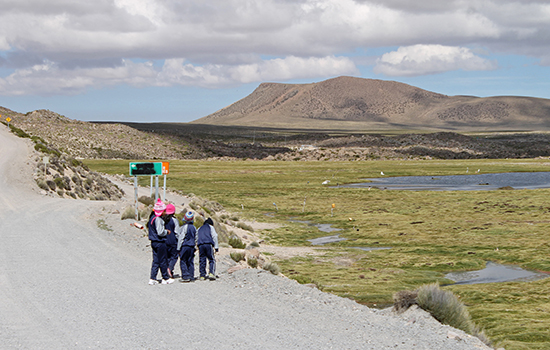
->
[147, 199, 174, 285]
[164, 203, 180, 278]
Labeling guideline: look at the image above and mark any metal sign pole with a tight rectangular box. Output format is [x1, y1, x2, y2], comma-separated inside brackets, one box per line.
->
[155, 175, 159, 200]
[134, 176, 139, 220]
[163, 174, 166, 201]
[150, 176, 153, 197]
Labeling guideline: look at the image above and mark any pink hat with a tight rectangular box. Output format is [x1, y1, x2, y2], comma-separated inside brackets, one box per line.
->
[153, 199, 166, 216]
[165, 204, 175, 215]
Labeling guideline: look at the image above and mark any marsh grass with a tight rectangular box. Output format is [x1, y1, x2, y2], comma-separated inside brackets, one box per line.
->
[86, 158, 550, 350]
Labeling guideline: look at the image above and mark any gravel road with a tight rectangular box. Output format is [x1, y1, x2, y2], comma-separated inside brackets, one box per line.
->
[0, 124, 492, 349]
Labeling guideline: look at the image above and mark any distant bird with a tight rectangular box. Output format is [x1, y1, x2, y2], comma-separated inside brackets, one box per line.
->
[322, 180, 330, 185]
[380, 171, 385, 176]
[466, 167, 469, 173]
[476, 169, 481, 173]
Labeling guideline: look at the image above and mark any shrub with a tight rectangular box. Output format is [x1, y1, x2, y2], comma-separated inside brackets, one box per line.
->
[228, 235, 246, 249]
[393, 290, 418, 313]
[53, 177, 65, 189]
[247, 257, 258, 268]
[46, 180, 56, 191]
[415, 283, 473, 333]
[230, 251, 245, 262]
[263, 262, 281, 275]
[56, 189, 64, 197]
[121, 206, 135, 220]
[248, 241, 260, 248]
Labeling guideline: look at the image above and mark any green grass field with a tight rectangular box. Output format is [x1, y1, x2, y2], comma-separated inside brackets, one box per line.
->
[86, 158, 550, 349]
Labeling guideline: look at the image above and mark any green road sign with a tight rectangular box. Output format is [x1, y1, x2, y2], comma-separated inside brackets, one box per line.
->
[129, 162, 163, 176]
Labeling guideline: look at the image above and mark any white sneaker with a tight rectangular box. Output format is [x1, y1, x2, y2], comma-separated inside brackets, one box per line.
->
[161, 278, 175, 284]
[149, 279, 159, 285]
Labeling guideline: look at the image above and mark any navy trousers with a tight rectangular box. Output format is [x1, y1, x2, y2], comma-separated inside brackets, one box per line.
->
[179, 246, 195, 280]
[167, 244, 178, 275]
[150, 241, 170, 280]
[198, 244, 215, 277]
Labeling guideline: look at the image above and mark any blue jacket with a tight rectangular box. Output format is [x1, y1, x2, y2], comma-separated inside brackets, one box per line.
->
[148, 216, 167, 242]
[165, 217, 178, 246]
[177, 222, 197, 250]
[197, 224, 218, 249]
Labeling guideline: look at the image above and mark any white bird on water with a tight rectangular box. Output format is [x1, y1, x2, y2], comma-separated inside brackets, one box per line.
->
[380, 171, 385, 176]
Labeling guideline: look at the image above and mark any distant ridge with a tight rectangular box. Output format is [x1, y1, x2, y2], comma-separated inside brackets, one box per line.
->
[194, 76, 550, 131]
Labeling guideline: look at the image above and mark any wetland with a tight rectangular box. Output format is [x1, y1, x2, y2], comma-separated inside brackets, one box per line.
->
[87, 158, 550, 350]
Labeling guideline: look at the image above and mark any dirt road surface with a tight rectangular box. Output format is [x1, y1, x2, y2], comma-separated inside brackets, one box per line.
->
[0, 125, 491, 349]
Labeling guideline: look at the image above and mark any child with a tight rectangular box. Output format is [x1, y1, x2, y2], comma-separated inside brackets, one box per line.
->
[148, 199, 174, 285]
[197, 217, 218, 280]
[164, 204, 179, 278]
[177, 211, 198, 282]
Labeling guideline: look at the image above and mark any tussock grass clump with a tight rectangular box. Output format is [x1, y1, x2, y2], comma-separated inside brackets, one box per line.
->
[230, 251, 245, 262]
[263, 262, 281, 275]
[247, 241, 260, 248]
[228, 235, 246, 249]
[247, 257, 258, 268]
[393, 290, 418, 313]
[236, 222, 254, 232]
[138, 196, 154, 206]
[416, 283, 473, 333]
[121, 206, 135, 220]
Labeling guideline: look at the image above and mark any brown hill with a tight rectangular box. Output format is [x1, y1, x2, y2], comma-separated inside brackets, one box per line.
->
[194, 76, 550, 131]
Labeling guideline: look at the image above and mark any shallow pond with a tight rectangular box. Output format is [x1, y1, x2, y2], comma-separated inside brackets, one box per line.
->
[339, 171, 550, 191]
[289, 219, 345, 245]
[445, 261, 549, 285]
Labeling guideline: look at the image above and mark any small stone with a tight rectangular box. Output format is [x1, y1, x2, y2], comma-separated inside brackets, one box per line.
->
[447, 331, 461, 340]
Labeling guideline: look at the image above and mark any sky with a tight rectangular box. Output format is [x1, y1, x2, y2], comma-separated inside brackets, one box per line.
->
[0, 0, 549, 123]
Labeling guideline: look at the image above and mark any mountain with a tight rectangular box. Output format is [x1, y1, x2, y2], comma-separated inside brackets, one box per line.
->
[193, 76, 550, 131]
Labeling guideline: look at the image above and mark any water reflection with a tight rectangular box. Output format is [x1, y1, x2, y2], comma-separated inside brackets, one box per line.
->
[339, 172, 550, 191]
[445, 262, 549, 285]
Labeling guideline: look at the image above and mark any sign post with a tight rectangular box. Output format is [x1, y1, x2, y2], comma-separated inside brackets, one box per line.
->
[129, 162, 163, 220]
[162, 162, 169, 201]
[5, 116, 11, 128]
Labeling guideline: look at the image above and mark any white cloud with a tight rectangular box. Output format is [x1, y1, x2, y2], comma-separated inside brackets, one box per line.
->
[0, 55, 357, 95]
[374, 45, 497, 76]
[0, 0, 548, 94]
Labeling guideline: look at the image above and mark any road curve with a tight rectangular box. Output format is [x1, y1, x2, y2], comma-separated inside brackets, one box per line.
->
[0, 124, 490, 349]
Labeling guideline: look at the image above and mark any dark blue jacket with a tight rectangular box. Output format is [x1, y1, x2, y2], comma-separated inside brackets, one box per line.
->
[165, 217, 178, 246]
[197, 224, 214, 246]
[177, 223, 197, 250]
[148, 216, 166, 242]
